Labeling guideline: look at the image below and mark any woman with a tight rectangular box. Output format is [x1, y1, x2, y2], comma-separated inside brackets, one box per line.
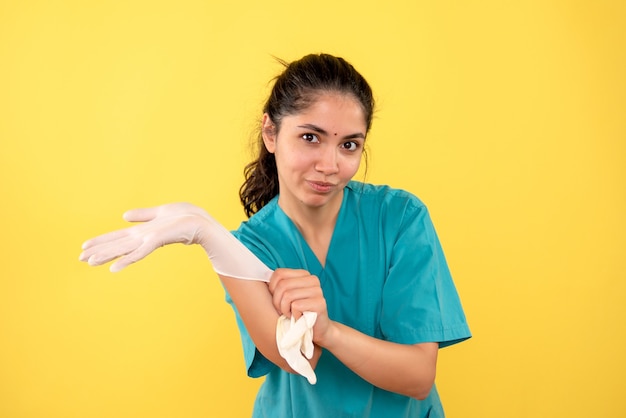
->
[80, 53, 471, 417]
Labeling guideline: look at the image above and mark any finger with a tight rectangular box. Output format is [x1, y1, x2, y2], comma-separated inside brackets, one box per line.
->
[290, 303, 302, 320]
[78, 237, 136, 265]
[271, 275, 318, 315]
[276, 286, 319, 318]
[123, 207, 160, 223]
[108, 238, 164, 272]
[81, 230, 127, 250]
[272, 275, 320, 299]
[268, 268, 310, 294]
[83, 237, 141, 266]
[290, 293, 326, 314]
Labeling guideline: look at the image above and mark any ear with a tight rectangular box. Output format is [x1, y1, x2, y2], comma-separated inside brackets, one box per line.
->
[261, 113, 277, 153]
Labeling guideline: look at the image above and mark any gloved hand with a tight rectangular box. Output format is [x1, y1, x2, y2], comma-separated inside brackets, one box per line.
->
[79, 203, 316, 383]
[80, 203, 271, 281]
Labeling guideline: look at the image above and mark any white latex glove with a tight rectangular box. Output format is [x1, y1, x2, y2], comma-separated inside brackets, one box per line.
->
[276, 312, 318, 385]
[79, 203, 271, 281]
[79, 203, 316, 383]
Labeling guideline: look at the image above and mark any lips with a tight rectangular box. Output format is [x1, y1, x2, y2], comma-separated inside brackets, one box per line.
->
[307, 180, 335, 193]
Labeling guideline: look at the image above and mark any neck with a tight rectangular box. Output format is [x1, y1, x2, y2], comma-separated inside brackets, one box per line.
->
[280, 188, 343, 228]
[278, 192, 343, 267]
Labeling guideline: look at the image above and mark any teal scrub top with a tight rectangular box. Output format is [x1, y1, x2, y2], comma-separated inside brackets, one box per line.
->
[228, 181, 471, 418]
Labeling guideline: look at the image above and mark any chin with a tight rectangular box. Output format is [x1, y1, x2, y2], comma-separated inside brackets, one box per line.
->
[301, 192, 340, 209]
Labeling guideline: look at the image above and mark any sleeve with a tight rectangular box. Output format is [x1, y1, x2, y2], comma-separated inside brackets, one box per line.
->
[380, 199, 471, 348]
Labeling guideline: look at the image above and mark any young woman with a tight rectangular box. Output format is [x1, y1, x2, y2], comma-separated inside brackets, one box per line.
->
[80, 53, 471, 417]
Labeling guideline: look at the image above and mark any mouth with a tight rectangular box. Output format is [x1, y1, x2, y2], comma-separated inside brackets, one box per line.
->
[307, 180, 336, 193]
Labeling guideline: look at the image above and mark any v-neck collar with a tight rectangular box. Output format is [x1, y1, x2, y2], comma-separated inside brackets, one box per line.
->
[275, 187, 350, 275]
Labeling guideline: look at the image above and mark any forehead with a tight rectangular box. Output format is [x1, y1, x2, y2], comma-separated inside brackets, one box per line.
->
[287, 93, 367, 128]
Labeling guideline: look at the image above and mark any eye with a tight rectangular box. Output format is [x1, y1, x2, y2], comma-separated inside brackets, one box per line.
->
[302, 133, 319, 143]
[341, 141, 360, 151]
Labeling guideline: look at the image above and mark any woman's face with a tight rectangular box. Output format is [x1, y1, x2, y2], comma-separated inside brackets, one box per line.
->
[262, 93, 367, 216]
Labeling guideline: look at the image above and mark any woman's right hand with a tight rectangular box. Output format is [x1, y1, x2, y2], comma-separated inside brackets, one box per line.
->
[79, 202, 212, 272]
[268, 268, 333, 344]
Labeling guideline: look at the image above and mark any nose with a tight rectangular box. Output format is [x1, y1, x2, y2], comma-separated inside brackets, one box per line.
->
[314, 145, 339, 175]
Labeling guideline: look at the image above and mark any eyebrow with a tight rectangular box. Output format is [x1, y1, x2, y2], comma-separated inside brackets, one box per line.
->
[297, 124, 366, 140]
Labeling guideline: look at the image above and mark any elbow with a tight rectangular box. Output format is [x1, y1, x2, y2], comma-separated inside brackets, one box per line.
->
[407, 373, 436, 400]
[407, 343, 438, 400]
[411, 383, 434, 401]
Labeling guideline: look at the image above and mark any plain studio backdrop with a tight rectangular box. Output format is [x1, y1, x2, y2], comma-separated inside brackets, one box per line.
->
[1, 1, 624, 417]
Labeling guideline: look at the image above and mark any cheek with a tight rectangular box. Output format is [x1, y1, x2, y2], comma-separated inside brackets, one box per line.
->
[342, 156, 362, 177]
[288, 148, 317, 169]
[276, 147, 312, 173]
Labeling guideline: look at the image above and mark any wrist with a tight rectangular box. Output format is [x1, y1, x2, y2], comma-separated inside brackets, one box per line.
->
[190, 214, 215, 249]
[315, 320, 341, 350]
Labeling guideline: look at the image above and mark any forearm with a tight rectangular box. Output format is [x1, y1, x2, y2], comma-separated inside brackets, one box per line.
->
[319, 322, 438, 399]
[78, 205, 323, 377]
[218, 274, 321, 373]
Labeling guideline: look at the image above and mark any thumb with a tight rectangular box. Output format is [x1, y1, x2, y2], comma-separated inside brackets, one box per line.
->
[123, 207, 159, 223]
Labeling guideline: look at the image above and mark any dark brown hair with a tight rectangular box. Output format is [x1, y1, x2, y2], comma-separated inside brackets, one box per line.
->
[239, 53, 375, 217]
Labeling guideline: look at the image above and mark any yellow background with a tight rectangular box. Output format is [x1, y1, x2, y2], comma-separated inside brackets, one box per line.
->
[1, 1, 624, 417]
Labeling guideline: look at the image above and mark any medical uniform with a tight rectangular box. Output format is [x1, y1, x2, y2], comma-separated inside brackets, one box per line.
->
[228, 181, 471, 418]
